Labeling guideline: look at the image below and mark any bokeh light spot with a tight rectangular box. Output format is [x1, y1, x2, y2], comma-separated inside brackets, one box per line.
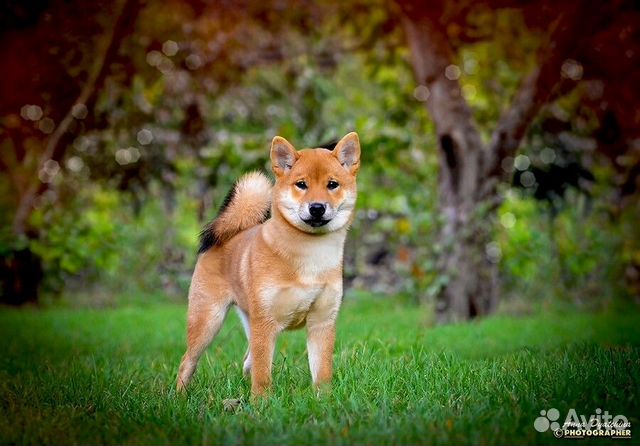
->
[38, 159, 60, 183]
[186, 54, 202, 70]
[561, 59, 583, 81]
[514, 154, 530, 171]
[74, 136, 90, 152]
[66, 156, 84, 172]
[21, 104, 43, 121]
[540, 147, 556, 164]
[463, 58, 477, 75]
[71, 103, 88, 119]
[162, 40, 179, 57]
[520, 171, 536, 188]
[116, 147, 141, 165]
[501, 156, 514, 173]
[445, 64, 461, 80]
[500, 212, 516, 229]
[38, 118, 55, 134]
[146, 50, 162, 67]
[485, 242, 502, 263]
[413, 85, 430, 102]
[137, 129, 153, 145]
[462, 84, 477, 100]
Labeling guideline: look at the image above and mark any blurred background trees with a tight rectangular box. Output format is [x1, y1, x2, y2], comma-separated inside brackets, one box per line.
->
[0, 0, 638, 320]
[398, 0, 640, 321]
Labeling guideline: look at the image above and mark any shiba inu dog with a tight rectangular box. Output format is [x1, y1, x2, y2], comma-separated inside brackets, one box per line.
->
[176, 132, 360, 396]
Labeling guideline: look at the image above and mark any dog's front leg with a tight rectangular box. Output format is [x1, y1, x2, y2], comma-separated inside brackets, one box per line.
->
[306, 285, 341, 388]
[249, 319, 277, 397]
[306, 321, 336, 388]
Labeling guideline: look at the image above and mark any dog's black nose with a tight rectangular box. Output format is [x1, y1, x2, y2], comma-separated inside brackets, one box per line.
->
[309, 203, 326, 218]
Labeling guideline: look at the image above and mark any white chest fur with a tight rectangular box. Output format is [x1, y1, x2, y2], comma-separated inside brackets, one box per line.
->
[262, 221, 347, 282]
[294, 238, 344, 283]
[259, 223, 346, 329]
[267, 285, 320, 328]
[261, 283, 341, 330]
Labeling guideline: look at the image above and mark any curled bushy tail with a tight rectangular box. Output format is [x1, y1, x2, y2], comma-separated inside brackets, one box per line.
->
[198, 171, 272, 253]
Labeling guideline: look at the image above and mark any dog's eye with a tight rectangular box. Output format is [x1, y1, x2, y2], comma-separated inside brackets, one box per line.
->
[327, 180, 339, 190]
[295, 181, 308, 190]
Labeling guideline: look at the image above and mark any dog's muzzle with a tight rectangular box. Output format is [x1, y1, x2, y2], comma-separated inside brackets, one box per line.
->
[303, 202, 331, 227]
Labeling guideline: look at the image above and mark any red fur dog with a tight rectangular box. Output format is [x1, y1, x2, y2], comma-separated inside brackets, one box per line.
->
[177, 132, 361, 396]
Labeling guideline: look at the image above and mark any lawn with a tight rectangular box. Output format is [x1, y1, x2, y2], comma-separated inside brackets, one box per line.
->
[0, 295, 638, 445]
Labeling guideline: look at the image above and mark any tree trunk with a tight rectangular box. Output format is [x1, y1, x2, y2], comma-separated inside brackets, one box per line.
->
[402, 14, 498, 322]
[11, 0, 140, 236]
[0, 248, 43, 305]
[400, 3, 582, 322]
[2, 0, 140, 305]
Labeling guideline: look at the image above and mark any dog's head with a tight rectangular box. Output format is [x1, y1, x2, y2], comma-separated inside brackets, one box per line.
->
[270, 132, 360, 234]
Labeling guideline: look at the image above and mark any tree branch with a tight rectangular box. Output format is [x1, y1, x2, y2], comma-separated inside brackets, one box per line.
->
[401, 8, 485, 146]
[481, 5, 585, 189]
[401, 7, 486, 212]
[12, 0, 139, 235]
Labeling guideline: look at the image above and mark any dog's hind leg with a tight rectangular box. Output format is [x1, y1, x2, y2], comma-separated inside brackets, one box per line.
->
[235, 307, 252, 376]
[176, 273, 231, 392]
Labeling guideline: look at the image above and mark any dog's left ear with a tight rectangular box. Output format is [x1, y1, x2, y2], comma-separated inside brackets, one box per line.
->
[333, 132, 361, 175]
[271, 136, 299, 177]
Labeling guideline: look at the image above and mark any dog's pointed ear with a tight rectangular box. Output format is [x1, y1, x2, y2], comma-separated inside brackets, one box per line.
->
[333, 132, 361, 175]
[270, 136, 299, 177]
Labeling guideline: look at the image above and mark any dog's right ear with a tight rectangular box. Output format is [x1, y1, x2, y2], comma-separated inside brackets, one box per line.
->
[270, 136, 299, 177]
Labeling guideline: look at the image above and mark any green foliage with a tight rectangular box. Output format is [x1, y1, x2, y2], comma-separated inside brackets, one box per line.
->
[459, 8, 540, 136]
[30, 189, 119, 276]
[27, 46, 445, 302]
[495, 81, 639, 306]
[2, 1, 637, 306]
[1, 295, 639, 444]
[497, 186, 635, 306]
[26, 183, 200, 300]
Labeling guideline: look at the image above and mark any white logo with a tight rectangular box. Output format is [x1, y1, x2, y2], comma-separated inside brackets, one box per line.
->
[534, 408, 561, 432]
[534, 407, 632, 439]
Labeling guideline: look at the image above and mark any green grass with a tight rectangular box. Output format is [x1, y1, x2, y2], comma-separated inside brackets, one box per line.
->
[1, 295, 638, 445]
